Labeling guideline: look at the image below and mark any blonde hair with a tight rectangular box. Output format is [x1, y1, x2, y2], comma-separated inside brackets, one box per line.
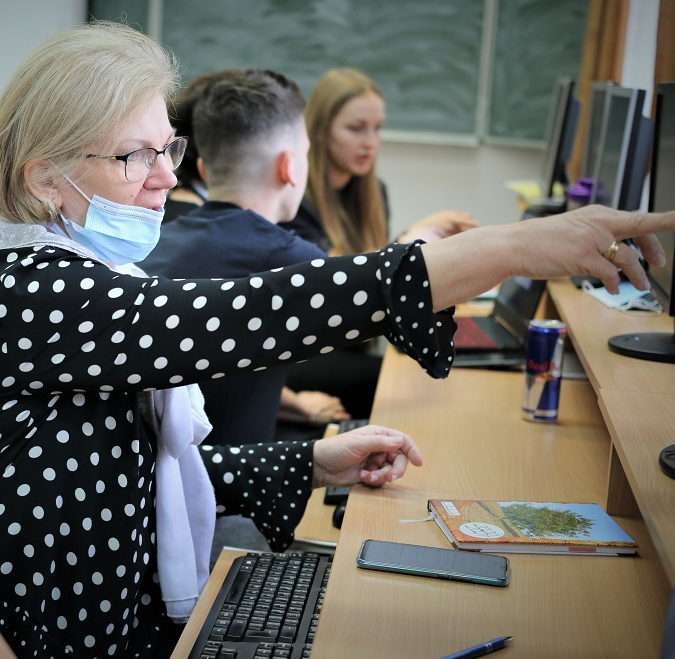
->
[305, 67, 387, 255]
[0, 20, 181, 225]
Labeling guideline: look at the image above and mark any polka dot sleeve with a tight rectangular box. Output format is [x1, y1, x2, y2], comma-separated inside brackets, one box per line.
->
[199, 440, 314, 552]
[1, 241, 455, 397]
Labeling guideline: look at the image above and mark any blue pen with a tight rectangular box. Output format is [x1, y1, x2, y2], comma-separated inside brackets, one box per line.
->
[437, 635, 514, 659]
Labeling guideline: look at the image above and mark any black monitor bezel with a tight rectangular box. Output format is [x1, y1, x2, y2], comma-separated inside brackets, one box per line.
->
[538, 77, 579, 199]
[647, 82, 675, 318]
[589, 85, 646, 209]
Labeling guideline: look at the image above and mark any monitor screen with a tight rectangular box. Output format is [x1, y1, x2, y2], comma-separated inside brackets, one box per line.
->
[538, 77, 580, 199]
[591, 86, 642, 208]
[607, 82, 675, 363]
[590, 85, 652, 211]
[581, 82, 614, 179]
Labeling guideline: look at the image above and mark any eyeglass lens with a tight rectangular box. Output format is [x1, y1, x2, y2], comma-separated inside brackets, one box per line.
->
[125, 138, 186, 182]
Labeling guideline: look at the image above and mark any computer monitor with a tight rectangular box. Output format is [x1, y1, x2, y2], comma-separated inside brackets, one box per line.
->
[581, 81, 615, 178]
[607, 82, 675, 363]
[538, 77, 581, 200]
[590, 85, 653, 211]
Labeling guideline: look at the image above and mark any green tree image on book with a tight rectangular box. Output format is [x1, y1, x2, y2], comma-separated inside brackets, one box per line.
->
[497, 502, 594, 538]
[427, 499, 638, 555]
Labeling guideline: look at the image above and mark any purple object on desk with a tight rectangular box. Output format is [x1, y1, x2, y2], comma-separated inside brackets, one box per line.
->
[567, 177, 594, 208]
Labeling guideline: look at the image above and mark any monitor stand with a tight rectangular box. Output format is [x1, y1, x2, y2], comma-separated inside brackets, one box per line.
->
[607, 331, 675, 363]
[659, 445, 675, 480]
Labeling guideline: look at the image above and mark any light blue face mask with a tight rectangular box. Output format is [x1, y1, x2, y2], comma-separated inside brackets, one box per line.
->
[61, 176, 163, 265]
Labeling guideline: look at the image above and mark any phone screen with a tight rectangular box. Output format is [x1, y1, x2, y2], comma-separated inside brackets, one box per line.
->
[356, 539, 509, 586]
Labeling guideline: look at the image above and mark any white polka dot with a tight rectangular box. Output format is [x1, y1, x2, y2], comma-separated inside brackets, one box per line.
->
[353, 290, 368, 305]
[233, 295, 246, 309]
[271, 295, 283, 310]
[290, 274, 305, 287]
[333, 271, 347, 285]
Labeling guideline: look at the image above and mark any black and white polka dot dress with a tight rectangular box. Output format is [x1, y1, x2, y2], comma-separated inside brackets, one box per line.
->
[0, 232, 455, 658]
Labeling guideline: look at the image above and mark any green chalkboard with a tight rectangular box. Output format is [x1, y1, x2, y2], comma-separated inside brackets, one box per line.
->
[88, 0, 590, 141]
[490, 0, 590, 140]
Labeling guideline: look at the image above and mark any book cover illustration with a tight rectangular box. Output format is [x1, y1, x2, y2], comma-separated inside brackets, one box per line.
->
[427, 500, 638, 554]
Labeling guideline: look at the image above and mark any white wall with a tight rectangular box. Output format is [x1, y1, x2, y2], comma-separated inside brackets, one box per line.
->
[0, 1, 88, 92]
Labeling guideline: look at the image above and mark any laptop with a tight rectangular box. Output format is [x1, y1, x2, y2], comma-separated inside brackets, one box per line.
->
[452, 276, 546, 368]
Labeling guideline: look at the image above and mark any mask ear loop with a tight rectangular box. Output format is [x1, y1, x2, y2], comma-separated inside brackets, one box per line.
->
[617, 295, 663, 315]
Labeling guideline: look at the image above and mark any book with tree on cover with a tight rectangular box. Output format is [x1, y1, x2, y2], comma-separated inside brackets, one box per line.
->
[427, 499, 638, 555]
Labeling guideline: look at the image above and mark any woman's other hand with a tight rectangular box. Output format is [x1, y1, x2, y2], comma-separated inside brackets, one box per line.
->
[312, 425, 424, 488]
[278, 389, 351, 425]
[399, 210, 479, 243]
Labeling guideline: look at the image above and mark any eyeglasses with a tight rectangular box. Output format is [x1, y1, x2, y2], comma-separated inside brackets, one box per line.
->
[86, 136, 188, 183]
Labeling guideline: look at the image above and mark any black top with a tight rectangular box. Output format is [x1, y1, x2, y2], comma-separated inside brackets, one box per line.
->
[283, 180, 390, 253]
[140, 201, 327, 445]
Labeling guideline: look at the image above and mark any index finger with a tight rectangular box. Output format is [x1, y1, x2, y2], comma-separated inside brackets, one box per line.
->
[612, 210, 675, 245]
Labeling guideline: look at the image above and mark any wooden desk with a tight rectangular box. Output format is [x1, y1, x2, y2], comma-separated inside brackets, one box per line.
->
[174, 283, 672, 659]
[307, 351, 669, 659]
[547, 279, 675, 395]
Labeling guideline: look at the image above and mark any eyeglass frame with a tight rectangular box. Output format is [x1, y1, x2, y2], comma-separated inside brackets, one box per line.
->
[85, 136, 188, 182]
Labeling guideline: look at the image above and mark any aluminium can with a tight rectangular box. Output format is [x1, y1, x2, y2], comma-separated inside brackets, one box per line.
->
[522, 320, 566, 422]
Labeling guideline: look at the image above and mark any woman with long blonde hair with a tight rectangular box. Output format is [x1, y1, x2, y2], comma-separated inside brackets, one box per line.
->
[285, 67, 477, 255]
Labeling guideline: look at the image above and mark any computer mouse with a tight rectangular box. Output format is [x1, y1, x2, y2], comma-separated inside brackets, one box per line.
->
[332, 501, 347, 529]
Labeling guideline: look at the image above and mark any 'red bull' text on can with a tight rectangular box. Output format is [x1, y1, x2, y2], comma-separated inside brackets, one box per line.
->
[522, 320, 566, 422]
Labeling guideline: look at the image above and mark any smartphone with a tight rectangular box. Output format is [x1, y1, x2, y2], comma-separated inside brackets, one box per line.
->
[356, 539, 510, 587]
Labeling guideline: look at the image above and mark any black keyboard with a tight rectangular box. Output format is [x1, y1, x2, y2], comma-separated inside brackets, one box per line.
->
[188, 551, 332, 659]
[337, 418, 369, 432]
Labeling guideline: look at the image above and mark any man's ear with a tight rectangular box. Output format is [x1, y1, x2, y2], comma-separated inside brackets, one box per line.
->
[196, 157, 208, 184]
[277, 149, 297, 187]
[24, 160, 61, 206]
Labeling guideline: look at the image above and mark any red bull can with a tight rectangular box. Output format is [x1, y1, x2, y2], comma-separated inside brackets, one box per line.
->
[522, 320, 566, 422]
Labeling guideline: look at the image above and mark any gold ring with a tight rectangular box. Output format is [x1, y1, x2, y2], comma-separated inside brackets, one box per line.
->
[603, 241, 620, 263]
